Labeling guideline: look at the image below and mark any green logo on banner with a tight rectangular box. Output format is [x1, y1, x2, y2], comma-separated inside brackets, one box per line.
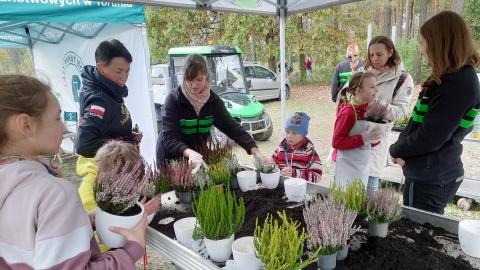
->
[62, 51, 84, 103]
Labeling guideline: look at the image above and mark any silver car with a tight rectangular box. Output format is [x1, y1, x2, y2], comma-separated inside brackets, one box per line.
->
[243, 62, 292, 101]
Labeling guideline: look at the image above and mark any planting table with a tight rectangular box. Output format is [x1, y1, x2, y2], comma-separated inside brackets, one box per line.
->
[146, 174, 480, 270]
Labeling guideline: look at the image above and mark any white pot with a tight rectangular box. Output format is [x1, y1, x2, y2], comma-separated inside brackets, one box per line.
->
[459, 220, 480, 258]
[368, 220, 389, 238]
[204, 234, 235, 262]
[95, 201, 144, 248]
[173, 217, 198, 249]
[237, 170, 257, 192]
[232, 236, 262, 270]
[259, 168, 280, 189]
[284, 178, 307, 202]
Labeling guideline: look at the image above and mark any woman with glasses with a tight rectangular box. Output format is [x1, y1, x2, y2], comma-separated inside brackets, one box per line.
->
[390, 11, 480, 214]
[360, 35, 415, 197]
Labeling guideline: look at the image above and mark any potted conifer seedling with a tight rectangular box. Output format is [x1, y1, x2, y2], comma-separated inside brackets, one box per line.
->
[94, 159, 151, 248]
[254, 210, 319, 270]
[192, 185, 245, 262]
[366, 187, 402, 237]
[252, 153, 279, 189]
[207, 159, 231, 192]
[330, 178, 368, 221]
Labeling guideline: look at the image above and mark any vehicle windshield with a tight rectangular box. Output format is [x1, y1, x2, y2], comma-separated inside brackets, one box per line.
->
[170, 54, 247, 95]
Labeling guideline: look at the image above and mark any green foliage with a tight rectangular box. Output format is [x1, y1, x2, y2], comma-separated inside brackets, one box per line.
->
[330, 178, 367, 216]
[253, 211, 319, 270]
[207, 159, 231, 185]
[151, 161, 172, 195]
[192, 185, 245, 240]
[395, 37, 430, 82]
[465, 0, 480, 46]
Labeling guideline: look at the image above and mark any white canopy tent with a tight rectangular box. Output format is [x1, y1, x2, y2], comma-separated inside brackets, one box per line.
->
[103, 0, 363, 132]
[0, 3, 158, 163]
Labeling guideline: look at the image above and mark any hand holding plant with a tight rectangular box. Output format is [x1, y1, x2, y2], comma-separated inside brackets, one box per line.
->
[365, 99, 389, 123]
[252, 153, 276, 174]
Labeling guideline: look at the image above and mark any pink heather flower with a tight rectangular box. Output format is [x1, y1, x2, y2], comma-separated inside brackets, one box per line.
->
[94, 159, 152, 215]
[303, 196, 359, 254]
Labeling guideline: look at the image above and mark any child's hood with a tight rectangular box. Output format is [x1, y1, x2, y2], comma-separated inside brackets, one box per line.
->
[0, 161, 55, 209]
[76, 157, 98, 177]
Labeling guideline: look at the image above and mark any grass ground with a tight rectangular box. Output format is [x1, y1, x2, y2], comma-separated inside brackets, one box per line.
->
[55, 82, 480, 269]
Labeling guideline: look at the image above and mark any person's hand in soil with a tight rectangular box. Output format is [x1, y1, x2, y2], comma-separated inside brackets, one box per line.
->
[281, 166, 293, 177]
[250, 147, 269, 164]
[140, 196, 161, 215]
[110, 212, 148, 249]
[87, 209, 96, 229]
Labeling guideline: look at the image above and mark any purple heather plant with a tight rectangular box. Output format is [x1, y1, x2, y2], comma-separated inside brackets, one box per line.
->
[170, 159, 194, 192]
[366, 187, 402, 224]
[303, 196, 359, 254]
[93, 159, 152, 215]
[365, 99, 389, 123]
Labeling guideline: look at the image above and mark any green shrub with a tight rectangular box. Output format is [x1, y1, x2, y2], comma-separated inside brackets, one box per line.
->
[330, 178, 367, 216]
[254, 210, 319, 270]
[193, 185, 245, 240]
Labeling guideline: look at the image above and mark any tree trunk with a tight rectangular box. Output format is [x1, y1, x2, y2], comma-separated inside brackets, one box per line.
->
[432, 0, 440, 14]
[249, 35, 256, 62]
[384, 1, 393, 37]
[451, 0, 465, 15]
[405, 0, 412, 41]
[6, 48, 21, 74]
[299, 53, 306, 82]
[396, 0, 404, 41]
[413, 0, 429, 83]
[268, 56, 276, 74]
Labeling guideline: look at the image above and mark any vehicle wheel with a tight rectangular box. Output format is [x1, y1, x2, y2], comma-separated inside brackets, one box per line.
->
[210, 126, 235, 148]
[253, 112, 273, 141]
[278, 85, 291, 101]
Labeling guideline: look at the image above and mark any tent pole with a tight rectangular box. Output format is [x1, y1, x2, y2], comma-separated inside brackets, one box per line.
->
[279, 3, 287, 138]
[139, 24, 158, 139]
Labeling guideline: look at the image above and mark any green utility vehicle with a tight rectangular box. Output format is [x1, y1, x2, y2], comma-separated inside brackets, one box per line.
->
[158, 45, 273, 144]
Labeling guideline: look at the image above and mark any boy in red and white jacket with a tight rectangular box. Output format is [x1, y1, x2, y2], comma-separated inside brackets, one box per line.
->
[271, 112, 323, 183]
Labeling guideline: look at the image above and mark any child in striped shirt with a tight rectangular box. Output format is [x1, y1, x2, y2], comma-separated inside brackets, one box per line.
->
[271, 112, 323, 183]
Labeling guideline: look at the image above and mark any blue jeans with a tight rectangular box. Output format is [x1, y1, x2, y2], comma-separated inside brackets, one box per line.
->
[367, 176, 379, 197]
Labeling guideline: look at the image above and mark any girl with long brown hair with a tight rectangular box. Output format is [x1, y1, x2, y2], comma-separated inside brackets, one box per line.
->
[390, 11, 480, 214]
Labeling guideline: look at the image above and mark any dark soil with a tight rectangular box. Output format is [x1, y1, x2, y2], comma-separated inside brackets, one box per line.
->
[150, 183, 476, 270]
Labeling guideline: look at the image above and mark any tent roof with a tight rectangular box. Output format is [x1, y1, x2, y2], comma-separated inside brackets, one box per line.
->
[0, 4, 144, 48]
[99, 0, 362, 16]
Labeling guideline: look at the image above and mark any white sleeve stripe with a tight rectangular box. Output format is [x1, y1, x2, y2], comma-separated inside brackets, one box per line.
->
[0, 225, 93, 268]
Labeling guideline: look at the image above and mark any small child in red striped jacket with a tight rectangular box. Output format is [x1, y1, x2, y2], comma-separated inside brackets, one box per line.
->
[271, 112, 323, 183]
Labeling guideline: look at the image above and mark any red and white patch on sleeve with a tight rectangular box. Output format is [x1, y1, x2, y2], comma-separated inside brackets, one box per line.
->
[90, 105, 105, 119]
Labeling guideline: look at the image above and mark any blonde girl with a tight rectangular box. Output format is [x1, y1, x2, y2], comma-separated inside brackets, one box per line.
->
[332, 72, 383, 189]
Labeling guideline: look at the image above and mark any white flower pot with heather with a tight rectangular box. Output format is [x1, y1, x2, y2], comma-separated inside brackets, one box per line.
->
[259, 168, 280, 189]
[368, 220, 389, 237]
[237, 170, 257, 192]
[204, 234, 235, 262]
[232, 236, 262, 270]
[317, 253, 337, 270]
[95, 201, 144, 248]
[284, 178, 307, 202]
[173, 217, 199, 249]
